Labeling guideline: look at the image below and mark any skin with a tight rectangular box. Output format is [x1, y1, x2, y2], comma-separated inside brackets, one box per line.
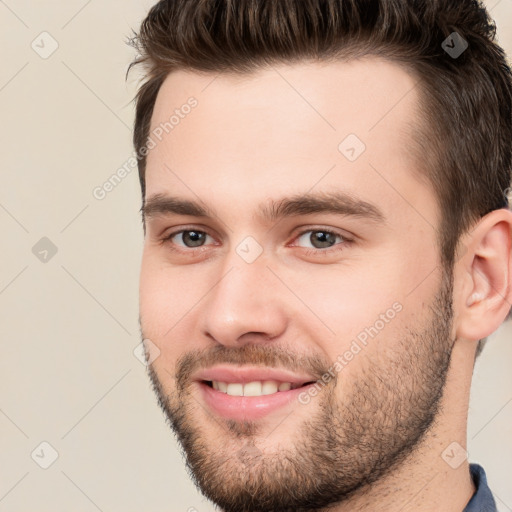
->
[139, 57, 512, 511]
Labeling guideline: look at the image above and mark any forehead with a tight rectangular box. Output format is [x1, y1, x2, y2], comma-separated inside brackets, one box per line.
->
[150, 57, 420, 134]
[145, 57, 437, 230]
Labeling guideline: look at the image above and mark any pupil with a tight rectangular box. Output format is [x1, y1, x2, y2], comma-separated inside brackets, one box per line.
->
[312, 231, 335, 248]
[184, 231, 205, 247]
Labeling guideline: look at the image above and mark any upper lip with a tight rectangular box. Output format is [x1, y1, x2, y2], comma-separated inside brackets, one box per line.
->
[193, 365, 318, 385]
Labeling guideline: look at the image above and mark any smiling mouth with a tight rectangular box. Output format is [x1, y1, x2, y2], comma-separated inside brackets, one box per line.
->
[202, 379, 316, 397]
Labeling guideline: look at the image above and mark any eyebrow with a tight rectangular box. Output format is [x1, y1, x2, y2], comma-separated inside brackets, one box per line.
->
[142, 191, 385, 225]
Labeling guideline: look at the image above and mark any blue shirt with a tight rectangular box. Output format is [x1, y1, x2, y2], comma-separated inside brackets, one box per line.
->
[463, 464, 497, 511]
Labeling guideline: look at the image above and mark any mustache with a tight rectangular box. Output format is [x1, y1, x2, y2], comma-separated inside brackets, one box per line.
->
[173, 343, 332, 392]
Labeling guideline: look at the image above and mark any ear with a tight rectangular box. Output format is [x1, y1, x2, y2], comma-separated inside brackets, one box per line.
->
[454, 209, 512, 342]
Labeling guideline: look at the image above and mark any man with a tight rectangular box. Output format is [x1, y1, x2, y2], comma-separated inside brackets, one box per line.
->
[129, 1, 512, 510]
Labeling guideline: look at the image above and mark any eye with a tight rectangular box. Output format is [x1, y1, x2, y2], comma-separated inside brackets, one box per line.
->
[164, 229, 214, 249]
[160, 226, 352, 257]
[293, 228, 351, 255]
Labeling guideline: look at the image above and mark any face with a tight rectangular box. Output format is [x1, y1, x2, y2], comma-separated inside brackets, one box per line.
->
[139, 58, 456, 511]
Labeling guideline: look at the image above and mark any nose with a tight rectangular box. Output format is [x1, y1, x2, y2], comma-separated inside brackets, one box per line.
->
[200, 255, 289, 347]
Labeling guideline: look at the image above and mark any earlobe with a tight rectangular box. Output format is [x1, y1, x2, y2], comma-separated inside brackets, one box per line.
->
[455, 210, 512, 342]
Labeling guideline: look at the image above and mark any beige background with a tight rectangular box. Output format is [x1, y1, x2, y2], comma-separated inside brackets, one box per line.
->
[0, 1, 511, 511]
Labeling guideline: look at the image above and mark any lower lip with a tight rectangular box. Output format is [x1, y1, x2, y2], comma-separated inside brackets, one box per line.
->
[198, 382, 315, 421]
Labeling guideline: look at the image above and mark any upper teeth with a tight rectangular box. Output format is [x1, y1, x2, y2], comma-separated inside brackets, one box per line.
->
[212, 380, 295, 396]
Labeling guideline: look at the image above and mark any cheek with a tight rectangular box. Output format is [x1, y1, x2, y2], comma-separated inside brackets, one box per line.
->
[290, 266, 404, 343]
[287, 255, 431, 375]
[139, 270, 191, 377]
[139, 252, 196, 347]
[139, 253, 165, 326]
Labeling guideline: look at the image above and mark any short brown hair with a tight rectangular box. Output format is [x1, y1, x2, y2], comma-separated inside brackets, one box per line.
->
[128, 0, 512, 356]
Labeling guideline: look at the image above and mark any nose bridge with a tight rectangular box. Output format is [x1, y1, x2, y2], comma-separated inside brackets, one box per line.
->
[201, 248, 287, 345]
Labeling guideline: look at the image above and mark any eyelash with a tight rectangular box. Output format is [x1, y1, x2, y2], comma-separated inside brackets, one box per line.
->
[160, 226, 353, 257]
